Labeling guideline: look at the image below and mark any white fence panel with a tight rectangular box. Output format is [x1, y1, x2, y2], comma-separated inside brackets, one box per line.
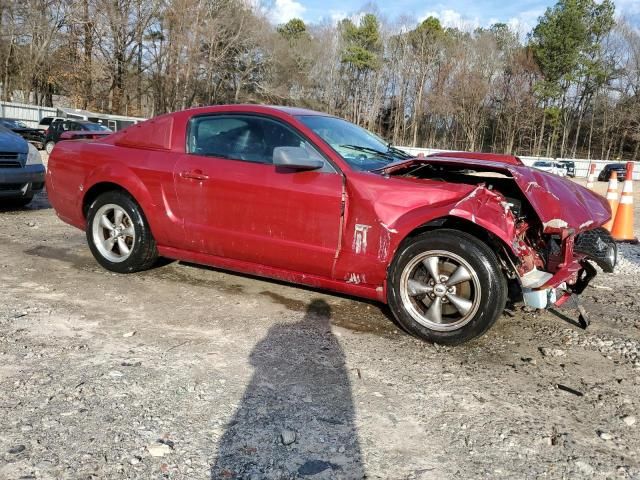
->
[397, 146, 640, 181]
[0, 101, 57, 128]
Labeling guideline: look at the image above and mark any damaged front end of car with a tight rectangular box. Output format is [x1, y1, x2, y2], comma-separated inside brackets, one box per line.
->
[513, 222, 616, 313]
[378, 154, 618, 323]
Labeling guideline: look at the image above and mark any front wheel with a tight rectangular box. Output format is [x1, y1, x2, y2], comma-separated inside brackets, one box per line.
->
[86, 191, 158, 273]
[388, 229, 507, 345]
[45, 141, 55, 154]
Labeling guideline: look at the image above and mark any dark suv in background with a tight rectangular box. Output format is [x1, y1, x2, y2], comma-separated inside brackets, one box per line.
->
[44, 120, 111, 154]
[0, 126, 45, 206]
[598, 163, 627, 181]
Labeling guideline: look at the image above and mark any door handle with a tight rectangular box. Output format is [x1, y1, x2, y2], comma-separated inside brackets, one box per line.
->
[180, 170, 209, 181]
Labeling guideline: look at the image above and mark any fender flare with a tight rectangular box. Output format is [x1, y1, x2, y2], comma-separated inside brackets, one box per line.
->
[82, 163, 161, 236]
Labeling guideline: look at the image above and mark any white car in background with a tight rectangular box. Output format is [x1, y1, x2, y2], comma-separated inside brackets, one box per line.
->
[532, 161, 567, 177]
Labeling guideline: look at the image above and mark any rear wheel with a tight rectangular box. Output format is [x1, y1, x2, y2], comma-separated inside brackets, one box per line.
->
[388, 229, 507, 345]
[86, 191, 158, 273]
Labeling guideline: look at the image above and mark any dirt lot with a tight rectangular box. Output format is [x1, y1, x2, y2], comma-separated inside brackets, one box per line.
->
[1, 160, 639, 479]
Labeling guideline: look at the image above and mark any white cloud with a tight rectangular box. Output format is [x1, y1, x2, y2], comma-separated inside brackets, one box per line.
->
[506, 8, 544, 37]
[421, 8, 481, 31]
[266, 0, 306, 24]
[328, 10, 365, 26]
[330, 10, 347, 23]
[420, 6, 544, 37]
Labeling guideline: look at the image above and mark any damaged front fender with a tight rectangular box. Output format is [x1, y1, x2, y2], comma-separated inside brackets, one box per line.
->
[386, 184, 524, 260]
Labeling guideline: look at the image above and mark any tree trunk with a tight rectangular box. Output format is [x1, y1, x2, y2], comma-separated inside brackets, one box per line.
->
[536, 102, 547, 157]
[412, 70, 426, 147]
[82, 0, 93, 110]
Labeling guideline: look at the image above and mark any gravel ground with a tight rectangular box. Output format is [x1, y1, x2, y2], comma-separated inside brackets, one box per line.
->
[0, 159, 639, 479]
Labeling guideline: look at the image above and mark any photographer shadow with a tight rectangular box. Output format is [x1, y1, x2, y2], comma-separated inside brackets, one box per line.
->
[211, 299, 365, 479]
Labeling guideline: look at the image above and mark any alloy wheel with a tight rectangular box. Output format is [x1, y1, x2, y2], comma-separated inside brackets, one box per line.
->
[399, 250, 481, 332]
[91, 204, 136, 263]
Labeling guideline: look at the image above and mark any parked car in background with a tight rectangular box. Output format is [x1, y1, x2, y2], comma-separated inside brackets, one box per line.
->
[38, 116, 65, 129]
[0, 118, 46, 150]
[0, 125, 45, 206]
[532, 161, 567, 177]
[44, 120, 112, 154]
[46, 105, 616, 345]
[598, 163, 627, 181]
[558, 160, 576, 177]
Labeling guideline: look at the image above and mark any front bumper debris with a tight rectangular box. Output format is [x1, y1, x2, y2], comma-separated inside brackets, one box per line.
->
[520, 227, 616, 316]
[574, 227, 617, 273]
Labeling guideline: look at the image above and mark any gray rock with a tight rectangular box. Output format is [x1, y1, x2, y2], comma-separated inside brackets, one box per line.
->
[598, 431, 613, 441]
[8, 444, 25, 454]
[575, 460, 595, 475]
[147, 443, 172, 457]
[298, 460, 335, 476]
[280, 429, 296, 446]
[540, 347, 566, 357]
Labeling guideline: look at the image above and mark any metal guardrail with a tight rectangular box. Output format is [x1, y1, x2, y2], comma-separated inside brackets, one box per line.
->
[398, 146, 640, 181]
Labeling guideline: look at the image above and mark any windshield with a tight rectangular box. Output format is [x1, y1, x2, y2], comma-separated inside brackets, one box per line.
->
[1, 119, 27, 129]
[84, 123, 111, 132]
[296, 115, 411, 171]
[534, 161, 552, 167]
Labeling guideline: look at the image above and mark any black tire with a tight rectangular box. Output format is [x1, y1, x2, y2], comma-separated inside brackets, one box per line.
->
[388, 229, 507, 345]
[86, 190, 158, 273]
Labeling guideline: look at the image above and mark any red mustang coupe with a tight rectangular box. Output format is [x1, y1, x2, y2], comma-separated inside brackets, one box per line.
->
[46, 105, 616, 344]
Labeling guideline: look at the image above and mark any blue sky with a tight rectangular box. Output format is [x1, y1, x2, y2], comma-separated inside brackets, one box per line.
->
[265, 0, 640, 34]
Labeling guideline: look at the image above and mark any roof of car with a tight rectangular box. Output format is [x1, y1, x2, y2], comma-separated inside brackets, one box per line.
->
[269, 106, 330, 116]
[179, 104, 332, 118]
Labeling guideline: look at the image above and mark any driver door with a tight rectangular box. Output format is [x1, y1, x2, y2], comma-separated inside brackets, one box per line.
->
[173, 114, 343, 278]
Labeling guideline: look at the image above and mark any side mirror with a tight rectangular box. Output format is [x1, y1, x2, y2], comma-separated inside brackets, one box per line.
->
[273, 146, 324, 171]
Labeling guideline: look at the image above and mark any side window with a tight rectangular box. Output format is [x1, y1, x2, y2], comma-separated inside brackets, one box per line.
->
[188, 115, 327, 167]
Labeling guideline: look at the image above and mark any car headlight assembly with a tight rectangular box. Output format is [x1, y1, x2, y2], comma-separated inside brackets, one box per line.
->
[26, 143, 43, 166]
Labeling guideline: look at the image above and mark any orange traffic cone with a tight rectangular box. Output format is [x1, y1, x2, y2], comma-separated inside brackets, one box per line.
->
[603, 170, 619, 232]
[610, 162, 637, 243]
[586, 163, 596, 190]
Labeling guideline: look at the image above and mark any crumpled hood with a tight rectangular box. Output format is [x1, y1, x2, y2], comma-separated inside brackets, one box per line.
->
[378, 156, 611, 233]
[509, 165, 610, 232]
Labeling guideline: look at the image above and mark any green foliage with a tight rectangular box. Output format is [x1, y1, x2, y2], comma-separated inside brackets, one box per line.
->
[339, 14, 382, 71]
[277, 18, 307, 42]
[531, 0, 588, 87]
[408, 16, 444, 52]
[530, 0, 616, 98]
[487, 23, 519, 51]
